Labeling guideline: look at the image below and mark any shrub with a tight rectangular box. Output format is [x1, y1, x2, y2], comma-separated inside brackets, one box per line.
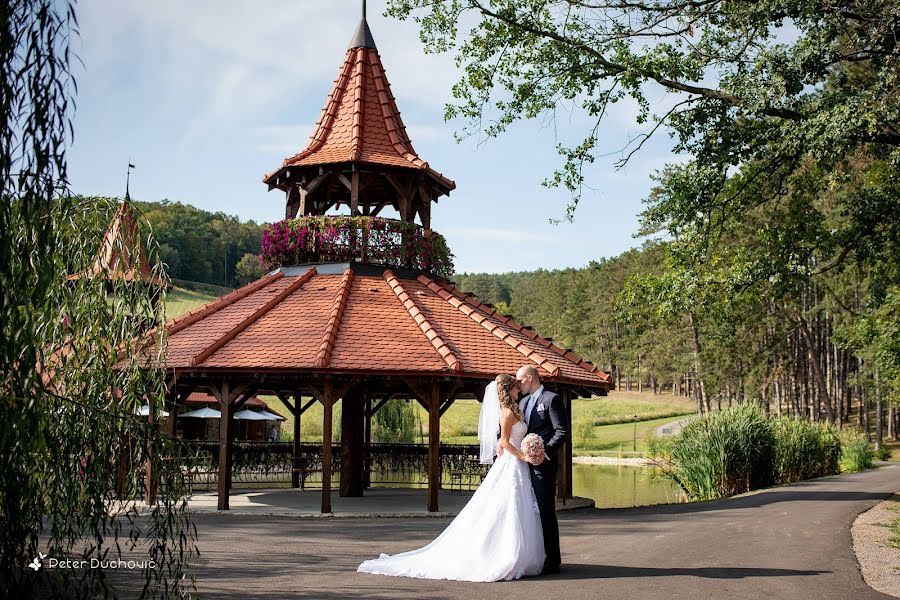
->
[576, 420, 595, 446]
[771, 416, 841, 484]
[840, 430, 875, 472]
[664, 404, 775, 501]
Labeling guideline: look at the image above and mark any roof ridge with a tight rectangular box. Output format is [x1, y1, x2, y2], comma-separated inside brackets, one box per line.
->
[433, 278, 606, 377]
[166, 272, 283, 337]
[189, 268, 317, 367]
[417, 274, 560, 377]
[314, 268, 354, 368]
[385, 270, 463, 372]
[350, 48, 365, 162]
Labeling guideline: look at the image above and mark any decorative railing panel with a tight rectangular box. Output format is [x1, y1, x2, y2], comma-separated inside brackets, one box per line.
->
[260, 216, 454, 278]
[183, 441, 488, 491]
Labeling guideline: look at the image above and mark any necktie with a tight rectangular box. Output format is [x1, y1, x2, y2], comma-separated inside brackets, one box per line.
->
[525, 393, 537, 425]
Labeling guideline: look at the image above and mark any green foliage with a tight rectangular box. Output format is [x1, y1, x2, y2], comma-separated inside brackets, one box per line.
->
[134, 200, 265, 288]
[770, 417, 841, 484]
[0, 4, 196, 597]
[575, 419, 595, 446]
[373, 400, 418, 444]
[659, 404, 776, 501]
[390, 0, 900, 428]
[836, 285, 900, 406]
[234, 252, 267, 286]
[839, 429, 875, 472]
[652, 405, 848, 500]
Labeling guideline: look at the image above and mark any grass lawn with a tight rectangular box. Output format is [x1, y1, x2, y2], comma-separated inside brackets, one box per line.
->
[165, 287, 219, 318]
[264, 390, 696, 457]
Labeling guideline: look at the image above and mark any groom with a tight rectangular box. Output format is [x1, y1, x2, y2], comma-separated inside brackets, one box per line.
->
[515, 365, 567, 574]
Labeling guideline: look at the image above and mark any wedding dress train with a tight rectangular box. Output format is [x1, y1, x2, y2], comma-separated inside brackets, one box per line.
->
[357, 420, 545, 582]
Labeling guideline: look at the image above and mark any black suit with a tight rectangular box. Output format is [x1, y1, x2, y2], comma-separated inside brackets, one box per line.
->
[523, 387, 566, 569]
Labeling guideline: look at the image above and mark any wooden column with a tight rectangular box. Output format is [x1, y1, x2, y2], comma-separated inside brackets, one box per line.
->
[350, 171, 360, 214]
[291, 394, 302, 488]
[565, 391, 573, 498]
[216, 382, 237, 511]
[321, 382, 334, 513]
[363, 394, 372, 488]
[165, 401, 179, 438]
[427, 382, 441, 512]
[340, 389, 365, 497]
[145, 401, 158, 505]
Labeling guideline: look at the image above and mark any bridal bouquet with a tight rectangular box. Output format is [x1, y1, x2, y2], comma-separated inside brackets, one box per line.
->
[520, 433, 546, 462]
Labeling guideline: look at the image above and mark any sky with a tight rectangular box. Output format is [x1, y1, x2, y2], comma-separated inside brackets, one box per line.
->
[67, 0, 679, 274]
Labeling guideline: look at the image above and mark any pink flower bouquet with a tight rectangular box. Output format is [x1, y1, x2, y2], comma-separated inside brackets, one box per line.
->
[520, 433, 546, 462]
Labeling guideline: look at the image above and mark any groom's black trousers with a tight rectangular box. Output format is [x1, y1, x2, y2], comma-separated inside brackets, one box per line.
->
[529, 458, 560, 567]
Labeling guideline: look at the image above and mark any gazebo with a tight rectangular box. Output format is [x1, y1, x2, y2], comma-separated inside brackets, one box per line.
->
[152, 6, 612, 513]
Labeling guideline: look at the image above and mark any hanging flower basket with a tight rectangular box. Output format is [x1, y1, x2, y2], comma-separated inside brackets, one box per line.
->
[260, 216, 454, 279]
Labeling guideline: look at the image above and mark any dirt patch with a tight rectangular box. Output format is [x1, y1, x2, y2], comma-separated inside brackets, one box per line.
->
[852, 493, 900, 597]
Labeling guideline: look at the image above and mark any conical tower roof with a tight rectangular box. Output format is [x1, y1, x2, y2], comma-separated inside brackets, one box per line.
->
[68, 201, 166, 287]
[263, 14, 454, 196]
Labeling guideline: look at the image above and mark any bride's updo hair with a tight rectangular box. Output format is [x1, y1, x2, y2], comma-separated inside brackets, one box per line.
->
[495, 374, 523, 420]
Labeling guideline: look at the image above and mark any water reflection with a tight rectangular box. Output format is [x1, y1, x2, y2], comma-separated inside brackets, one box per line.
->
[572, 464, 686, 508]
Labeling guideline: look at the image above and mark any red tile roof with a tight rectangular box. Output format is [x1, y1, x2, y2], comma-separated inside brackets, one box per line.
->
[159, 267, 612, 391]
[68, 202, 167, 286]
[262, 45, 454, 192]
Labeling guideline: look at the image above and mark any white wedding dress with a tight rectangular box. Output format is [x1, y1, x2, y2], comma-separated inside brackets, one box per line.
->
[357, 420, 545, 581]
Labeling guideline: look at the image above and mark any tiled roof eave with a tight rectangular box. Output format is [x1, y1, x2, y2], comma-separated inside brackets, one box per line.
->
[163, 364, 611, 389]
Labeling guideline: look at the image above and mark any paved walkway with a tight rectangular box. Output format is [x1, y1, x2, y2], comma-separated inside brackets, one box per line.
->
[117, 465, 899, 599]
[183, 487, 593, 517]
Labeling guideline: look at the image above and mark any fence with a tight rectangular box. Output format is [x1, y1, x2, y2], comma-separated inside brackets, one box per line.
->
[181, 441, 489, 492]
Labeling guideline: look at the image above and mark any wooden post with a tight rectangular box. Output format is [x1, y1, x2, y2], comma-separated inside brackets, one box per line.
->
[165, 401, 179, 438]
[217, 382, 235, 511]
[350, 171, 360, 214]
[427, 382, 441, 512]
[292, 394, 302, 488]
[340, 388, 365, 497]
[321, 382, 334, 513]
[565, 391, 573, 498]
[363, 394, 372, 488]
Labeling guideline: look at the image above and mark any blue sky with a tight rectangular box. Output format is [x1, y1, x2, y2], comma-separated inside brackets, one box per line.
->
[68, 0, 679, 273]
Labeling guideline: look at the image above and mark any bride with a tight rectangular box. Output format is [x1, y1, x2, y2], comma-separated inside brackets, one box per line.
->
[357, 374, 545, 582]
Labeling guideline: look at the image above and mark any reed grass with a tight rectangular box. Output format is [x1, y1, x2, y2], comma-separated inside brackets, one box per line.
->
[771, 416, 840, 484]
[650, 404, 851, 501]
[839, 429, 875, 472]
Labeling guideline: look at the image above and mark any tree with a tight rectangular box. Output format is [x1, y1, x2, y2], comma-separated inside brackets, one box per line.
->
[234, 252, 267, 286]
[0, 3, 196, 597]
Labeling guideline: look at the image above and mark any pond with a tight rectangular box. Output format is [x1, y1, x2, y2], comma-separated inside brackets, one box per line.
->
[572, 464, 686, 508]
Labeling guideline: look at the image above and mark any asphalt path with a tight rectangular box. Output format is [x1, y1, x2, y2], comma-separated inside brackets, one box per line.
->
[116, 465, 900, 599]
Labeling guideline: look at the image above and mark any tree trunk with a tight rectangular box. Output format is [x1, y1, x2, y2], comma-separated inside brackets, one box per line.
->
[875, 367, 883, 452]
[687, 311, 710, 414]
[795, 311, 835, 424]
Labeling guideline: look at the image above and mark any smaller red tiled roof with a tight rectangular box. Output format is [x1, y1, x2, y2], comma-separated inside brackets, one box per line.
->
[68, 202, 167, 286]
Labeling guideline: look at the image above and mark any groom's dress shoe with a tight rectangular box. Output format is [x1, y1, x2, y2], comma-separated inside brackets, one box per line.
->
[540, 564, 561, 575]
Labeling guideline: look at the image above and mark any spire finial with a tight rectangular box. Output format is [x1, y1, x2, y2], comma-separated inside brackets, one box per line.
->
[349, 0, 376, 49]
[125, 160, 135, 201]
